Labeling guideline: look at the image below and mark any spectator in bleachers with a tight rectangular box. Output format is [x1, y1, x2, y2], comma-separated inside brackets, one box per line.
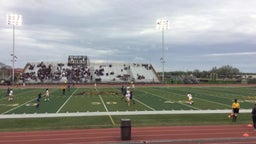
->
[137, 74, 145, 80]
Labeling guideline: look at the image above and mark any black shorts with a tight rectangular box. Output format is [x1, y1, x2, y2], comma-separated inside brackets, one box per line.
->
[233, 108, 239, 114]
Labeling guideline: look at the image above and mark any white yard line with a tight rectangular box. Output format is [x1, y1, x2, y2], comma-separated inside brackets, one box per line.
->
[56, 88, 79, 113]
[2, 98, 36, 114]
[96, 87, 116, 126]
[140, 89, 200, 110]
[99, 95, 109, 112]
[134, 98, 155, 111]
[195, 97, 230, 108]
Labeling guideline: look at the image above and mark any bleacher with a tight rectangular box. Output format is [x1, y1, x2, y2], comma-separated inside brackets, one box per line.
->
[19, 56, 160, 84]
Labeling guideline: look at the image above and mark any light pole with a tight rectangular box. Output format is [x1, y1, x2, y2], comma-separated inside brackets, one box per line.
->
[156, 18, 169, 83]
[7, 14, 22, 84]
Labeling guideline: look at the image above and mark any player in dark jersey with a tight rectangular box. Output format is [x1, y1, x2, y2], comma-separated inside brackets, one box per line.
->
[121, 85, 126, 101]
[36, 93, 42, 109]
[130, 91, 135, 104]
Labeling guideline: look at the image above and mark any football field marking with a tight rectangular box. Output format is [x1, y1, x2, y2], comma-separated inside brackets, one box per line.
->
[95, 87, 116, 126]
[140, 89, 200, 110]
[134, 98, 155, 111]
[2, 98, 36, 114]
[0, 109, 252, 119]
[98, 95, 116, 126]
[195, 97, 230, 108]
[56, 88, 79, 113]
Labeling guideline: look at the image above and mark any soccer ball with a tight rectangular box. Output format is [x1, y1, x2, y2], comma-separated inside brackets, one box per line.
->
[228, 113, 234, 118]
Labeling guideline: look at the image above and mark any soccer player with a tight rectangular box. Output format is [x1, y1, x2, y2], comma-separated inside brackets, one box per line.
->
[62, 85, 66, 95]
[94, 83, 97, 89]
[130, 91, 135, 104]
[8, 89, 14, 101]
[125, 87, 131, 107]
[45, 88, 50, 101]
[232, 99, 240, 122]
[187, 93, 193, 105]
[131, 81, 135, 89]
[6, 87, 10, 97]
[121, 85, 126, 101]
[67, 84, 71, 92]
[36, 93, 42, 109]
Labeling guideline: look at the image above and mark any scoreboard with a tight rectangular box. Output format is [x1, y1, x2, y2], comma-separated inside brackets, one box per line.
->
[68, 56, 88, 66]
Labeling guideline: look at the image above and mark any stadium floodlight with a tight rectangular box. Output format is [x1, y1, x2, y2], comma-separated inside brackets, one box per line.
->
[156, 18, 169, 83]
[7, 14, 22, 84]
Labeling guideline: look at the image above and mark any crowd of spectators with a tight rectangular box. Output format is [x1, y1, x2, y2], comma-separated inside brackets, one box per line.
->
[20, 62, 91, 83]
[65, 66, 91, 82]
[137, 74, 145, 80]
[94, 66, 104, 77]
[19, 71, 37, 81]
[19, 62, 155, 83]
[37, 62, 52, 82]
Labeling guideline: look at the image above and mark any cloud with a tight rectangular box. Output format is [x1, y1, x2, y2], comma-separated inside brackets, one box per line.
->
[1, 0, 256, 73]
[205, 52, 256, 57]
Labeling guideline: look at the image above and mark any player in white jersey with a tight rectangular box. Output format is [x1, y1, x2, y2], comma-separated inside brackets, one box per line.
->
[126, 87, 131, 107]
[8, 89, 14, 101]
[45, 88, 50, 101]
[187, 93, 193, 105]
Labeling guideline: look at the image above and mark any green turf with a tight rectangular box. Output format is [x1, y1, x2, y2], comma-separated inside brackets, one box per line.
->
[0, 85, 255, 131]
[0, 113, 252, 132]
[1, 86, 256, 114]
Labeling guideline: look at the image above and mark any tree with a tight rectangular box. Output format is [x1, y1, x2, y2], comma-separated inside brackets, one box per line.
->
[216, 65, 240, 79]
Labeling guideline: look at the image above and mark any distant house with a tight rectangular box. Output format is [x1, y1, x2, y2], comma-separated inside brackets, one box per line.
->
[15, 68, 24, 73]
[241, 73, 256, 79]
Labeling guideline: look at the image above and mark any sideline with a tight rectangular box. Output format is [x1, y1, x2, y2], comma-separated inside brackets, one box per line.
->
[0, 109, 251, 119]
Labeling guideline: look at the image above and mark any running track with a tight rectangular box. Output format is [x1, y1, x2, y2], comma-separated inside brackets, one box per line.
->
[0, 124, 256, 144]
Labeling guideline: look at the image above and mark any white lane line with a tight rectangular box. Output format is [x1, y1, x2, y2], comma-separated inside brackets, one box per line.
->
[56, 88, 79, 113]
[0, 109, 252, 119]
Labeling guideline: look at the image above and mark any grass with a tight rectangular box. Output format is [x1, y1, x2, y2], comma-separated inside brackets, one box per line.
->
[0, 113, 251, 132]
[0, 85, 255, 131]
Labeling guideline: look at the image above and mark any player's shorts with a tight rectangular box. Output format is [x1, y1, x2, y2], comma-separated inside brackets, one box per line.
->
[126, 96, 130, 102]
[233, 108, 239, 114]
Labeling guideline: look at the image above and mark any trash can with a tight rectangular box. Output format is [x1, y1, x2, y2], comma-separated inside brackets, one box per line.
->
[120, 119, 131, 140]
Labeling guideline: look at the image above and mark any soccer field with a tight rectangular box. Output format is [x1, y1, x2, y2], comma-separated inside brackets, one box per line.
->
[1, 85, 255, 115]
[0, 84, 255, 131]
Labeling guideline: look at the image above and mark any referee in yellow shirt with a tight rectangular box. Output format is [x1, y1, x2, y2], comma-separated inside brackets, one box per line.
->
[232, 99, 240, 122]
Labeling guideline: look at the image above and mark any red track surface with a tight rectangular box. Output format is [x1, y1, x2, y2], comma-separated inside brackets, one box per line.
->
[0, 124, 256, 144]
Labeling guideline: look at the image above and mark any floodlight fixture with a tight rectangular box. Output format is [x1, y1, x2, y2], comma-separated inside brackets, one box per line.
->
[7, 14, 22, 26]
[156, 18, 169, 83]
[7, 14, 22, 84]
[156, 18, 169, 30]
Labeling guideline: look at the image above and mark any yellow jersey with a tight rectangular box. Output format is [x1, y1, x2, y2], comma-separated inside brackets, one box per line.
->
[232, 102, 240, 109]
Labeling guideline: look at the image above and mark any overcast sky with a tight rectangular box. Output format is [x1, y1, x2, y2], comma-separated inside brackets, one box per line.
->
[0, 0, 256, 72]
